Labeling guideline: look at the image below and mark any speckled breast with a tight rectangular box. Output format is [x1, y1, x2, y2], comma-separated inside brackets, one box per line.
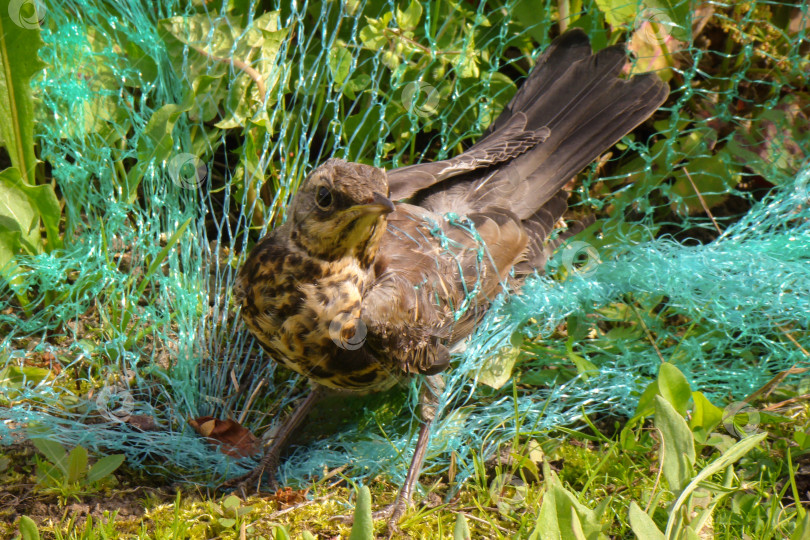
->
[235, 235, 400, 392]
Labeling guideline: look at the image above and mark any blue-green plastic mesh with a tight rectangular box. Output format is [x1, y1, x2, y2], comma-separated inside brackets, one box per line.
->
[1, 0, 808, 493]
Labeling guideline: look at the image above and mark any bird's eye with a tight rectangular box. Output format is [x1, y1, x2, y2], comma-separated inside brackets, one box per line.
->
[316, 186, 333, 209]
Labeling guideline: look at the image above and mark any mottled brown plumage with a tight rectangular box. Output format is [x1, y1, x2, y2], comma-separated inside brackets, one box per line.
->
[227, 29, 669, 530]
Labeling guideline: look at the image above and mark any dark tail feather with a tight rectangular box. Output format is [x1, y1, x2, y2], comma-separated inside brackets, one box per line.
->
[469, 29, 669, 219]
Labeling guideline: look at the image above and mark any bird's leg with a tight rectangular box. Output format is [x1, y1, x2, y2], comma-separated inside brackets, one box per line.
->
[221, 384, 326, 494]
[381, 374, 445, 530]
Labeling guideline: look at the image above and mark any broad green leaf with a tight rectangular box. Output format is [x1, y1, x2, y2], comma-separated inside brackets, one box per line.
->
[396, 0, 422, 31]
[272, 525, 290, 540]
[0, 168, 39, 253]
[510, 0, 549, 43]
[32, 438, 68, 473]
[633, 379, 659, 418]
[0, 4, 46, 186]
[0, 365, 51, 386]
[302, 532, 317, 540]
[0, 229, 22, 280]
[124, 101, 191, 203]
[0, 167, 60, 251]
[657, 362, 691, 416]
[159, 11, 288, 131]
[689, 391, 724, 444]
[67, 445, 88, 484]
[654, 395, 695, 493]
[791, 511, 810, 540]
[531, 473, 605, 540]
[222, 494, 241, 510]
[18, 515, 40, 540]
[628, 502, 665, 540]
[348, 485, 373, 540]
[645, 0, 691, 41]
[669, 154, 741, 217]
[666, 432, 767, 539]
[594, 0, 637, 27]
[478, 346, 518, 389]
[329, 47, 352, 87]
[531, 486, 561, 540]
[453, 513, 471, 540]
[86, 453, 125, 484]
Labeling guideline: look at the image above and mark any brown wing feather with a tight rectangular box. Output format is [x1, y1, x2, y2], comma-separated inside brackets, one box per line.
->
[362, 203, 527, 374]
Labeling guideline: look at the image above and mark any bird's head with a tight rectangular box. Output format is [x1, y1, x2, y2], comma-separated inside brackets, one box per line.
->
[289, 158, 394, 265]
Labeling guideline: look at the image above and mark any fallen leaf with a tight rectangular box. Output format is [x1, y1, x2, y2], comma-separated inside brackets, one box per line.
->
[188, 416, 261, 458]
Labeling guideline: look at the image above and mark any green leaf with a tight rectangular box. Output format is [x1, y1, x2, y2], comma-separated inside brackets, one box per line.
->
[329, 47, 352, 87]
[594, 0, 637, 27]
[665, 432, 767, 539]
[0, 4, 46, 186]
[654, 395, 695, 493]
[396, 0, 422, 31]
[633, 379, 659, 418]
[657, 363, 691, 416]
[86, 454, 125, 484]
[222, 494, 241, 510]
[348, 485, 373, 540]
[18, 515, 40, 540]
[531, 472, 605, 540]
[478, 346, 518, 389]
[689, 391, 724, 444]
[66, 445, 88, 484]
[159, 11, 288, 131]
[218, 518, 236, 528]
[0, 166, 61, 255]
[628, 502, 665, 540]
[790, 511, 810, 540]
[302, 532, 317, 540]
[645, 0, 692, 42]
[531, 485, 560, 540]
[32, 438, 68, 474]
[453, 513, 471, 540]
[0, 168, 39, 254]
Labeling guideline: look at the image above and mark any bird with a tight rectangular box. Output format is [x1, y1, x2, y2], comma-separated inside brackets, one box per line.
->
[226, 28, 669, 531]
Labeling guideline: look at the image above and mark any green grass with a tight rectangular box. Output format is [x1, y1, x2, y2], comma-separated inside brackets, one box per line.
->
[3, 366, 808, 539]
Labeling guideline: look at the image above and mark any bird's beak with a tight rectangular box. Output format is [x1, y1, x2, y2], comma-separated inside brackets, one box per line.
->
[355, 192, 395, 215]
